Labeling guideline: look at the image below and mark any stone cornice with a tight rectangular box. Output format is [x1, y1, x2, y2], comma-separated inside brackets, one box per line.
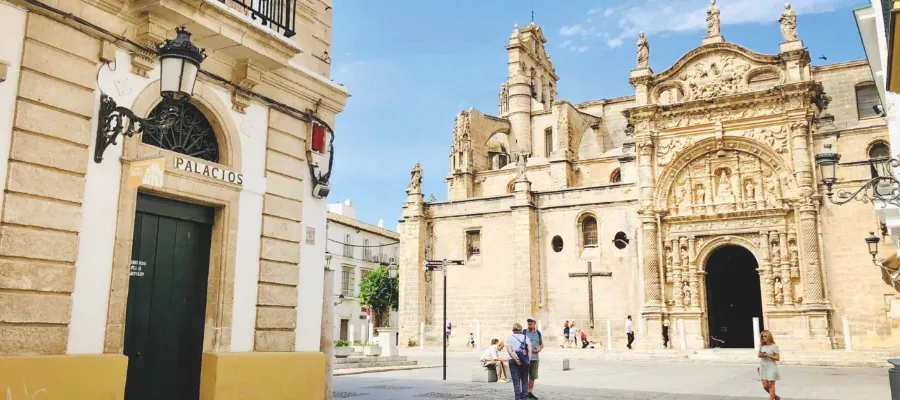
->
[652, 42, 782, 83]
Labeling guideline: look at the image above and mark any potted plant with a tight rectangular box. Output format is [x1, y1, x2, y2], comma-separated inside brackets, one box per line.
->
[334, 339, 351, 358]
[363, 343, 382, 357]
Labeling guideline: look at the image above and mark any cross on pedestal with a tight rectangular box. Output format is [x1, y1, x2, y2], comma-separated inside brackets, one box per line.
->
[568, 261, 612, 329]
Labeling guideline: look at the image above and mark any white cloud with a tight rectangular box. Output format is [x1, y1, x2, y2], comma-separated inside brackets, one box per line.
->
[558, 0, 855, 49]
[561, 40, 573, 47]
[576, 46, 589, 53]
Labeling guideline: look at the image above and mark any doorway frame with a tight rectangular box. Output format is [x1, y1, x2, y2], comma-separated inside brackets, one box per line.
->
[696, 236, 766, 348]
[103, 81, 244, 355]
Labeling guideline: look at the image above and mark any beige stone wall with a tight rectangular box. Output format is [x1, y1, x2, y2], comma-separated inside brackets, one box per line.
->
[0, 13, 98, 355]
[255, 109, 309, 352]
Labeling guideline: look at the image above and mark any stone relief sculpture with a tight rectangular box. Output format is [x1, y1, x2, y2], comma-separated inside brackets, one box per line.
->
[664, 246, 673, 281]
[657, 137, 694, 167]
[779, 3, 798, 42]
[770, 240, 781, 263]
[636, 32, 650, 69]
[680, 248, 689, 268]
[715, 168, 734, 202]
[764, 172, 780, 207]
[789, 240, 799, 278]
[744, 179, 756, 200]
[676, 179, 691, 208]
[741, 126, 788, 153]
[408, 163, 423, 192]
[681, 56, 752, 100]
[774, 277, 784, 304]
[694, 184, 707, 205]
[706, 0, 721, 37]
[682, 282, 692, 307]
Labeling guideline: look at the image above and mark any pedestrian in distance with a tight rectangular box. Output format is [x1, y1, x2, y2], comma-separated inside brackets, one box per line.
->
[626, 315, 635, 350]
[662, 317, 671, 349]
[506, 322, 532, 400]
[524, 317, 543, 399]
[561, 321, 569, 348]
[468, 332, 476, 348]
[758, 330, 781, 400]
[568, 322, 577, 348]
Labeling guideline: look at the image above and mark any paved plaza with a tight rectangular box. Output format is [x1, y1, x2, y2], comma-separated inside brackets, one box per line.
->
[333, 355, 891, 399]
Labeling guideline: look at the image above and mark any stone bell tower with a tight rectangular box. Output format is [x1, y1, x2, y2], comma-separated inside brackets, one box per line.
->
[501, 22, 558, 155]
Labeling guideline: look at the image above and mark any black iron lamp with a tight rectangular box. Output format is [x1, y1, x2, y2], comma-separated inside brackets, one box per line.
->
[388, 261, 399, 280]
[334, 293, 345, 306]
[865, 232, 880, 263]
[94, 27, 207, 163]
[814, 143, 840, 196]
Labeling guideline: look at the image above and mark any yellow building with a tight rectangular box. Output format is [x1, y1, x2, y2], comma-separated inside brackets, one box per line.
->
[400, 5, 900, 352]
[0, 0, 348, 398]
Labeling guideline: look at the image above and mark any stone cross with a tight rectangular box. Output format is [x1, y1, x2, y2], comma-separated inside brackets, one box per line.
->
[568, 261, 612, 328]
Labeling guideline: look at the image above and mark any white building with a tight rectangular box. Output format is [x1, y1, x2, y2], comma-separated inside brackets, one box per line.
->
[327, 199, 400, 344]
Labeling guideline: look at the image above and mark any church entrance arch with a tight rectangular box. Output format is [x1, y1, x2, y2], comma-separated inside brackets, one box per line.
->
[704, 245, 763, 348]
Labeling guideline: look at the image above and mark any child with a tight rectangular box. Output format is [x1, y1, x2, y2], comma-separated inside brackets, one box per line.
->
[468, 333, 476, 348]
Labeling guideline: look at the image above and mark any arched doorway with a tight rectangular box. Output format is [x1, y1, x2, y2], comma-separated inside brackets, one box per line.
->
[705, 245, 764, 348]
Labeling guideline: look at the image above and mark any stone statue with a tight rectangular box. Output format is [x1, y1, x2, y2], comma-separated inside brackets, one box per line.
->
[636, 32, 650, 69]
[764, 172, 779, 206]
[683, 282, 692, 307]
[715, 170, 733, 199]
[515, 152, 528, 179]
[665, 247, 673, 272]
[779, 3, 798, 42]
[771, 241, 781, 262]
[695, 184, 706, 205]
[706, 0, 721, 38]
[680, 248, 689, 267]
[774, 277, 784, 304]
[677, 180, 690, 206]
[408, 163, 422, 192]
[744, 180, 756, 200]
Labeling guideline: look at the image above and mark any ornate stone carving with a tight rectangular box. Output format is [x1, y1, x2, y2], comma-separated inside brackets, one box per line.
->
[744, 179, 756, 200]
[657, 137, 694, 168]
[682, 281, 693, 307]
[515, 152, 529, 180]
[706, 0, 721, 38]
[740, 126, 788, 154]
[408, 163, 423, 193]
[779, 3, 798, 42]
[664, 245, 673, 283]
[499, 83, 509, 114]
[667, 217, 785, 234]
[642, 218, 662, 308]
[660, 101, 784, 129]
[680, 55, 752, 100]
[637, 32, 650, 69]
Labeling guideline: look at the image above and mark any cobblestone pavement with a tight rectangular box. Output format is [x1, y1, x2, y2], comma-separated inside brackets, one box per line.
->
[333, 356, 890, 399]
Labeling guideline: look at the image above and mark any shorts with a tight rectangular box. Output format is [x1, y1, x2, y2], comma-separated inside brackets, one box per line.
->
[528, 360, 539, 379]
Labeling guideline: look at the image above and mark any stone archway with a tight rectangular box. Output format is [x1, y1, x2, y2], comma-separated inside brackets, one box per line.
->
[704, 245, 763, 348]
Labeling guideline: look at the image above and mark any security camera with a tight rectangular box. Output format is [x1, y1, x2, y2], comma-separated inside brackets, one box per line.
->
[873, 104, 886, 117]
[312, 184, 330, 199]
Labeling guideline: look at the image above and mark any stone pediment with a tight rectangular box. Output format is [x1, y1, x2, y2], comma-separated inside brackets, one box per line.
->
[649, 43, 785, 105]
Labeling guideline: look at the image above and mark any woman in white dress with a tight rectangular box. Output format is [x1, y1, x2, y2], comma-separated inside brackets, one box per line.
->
[568, 322, 577, 348]
[758, 330, 781, 400]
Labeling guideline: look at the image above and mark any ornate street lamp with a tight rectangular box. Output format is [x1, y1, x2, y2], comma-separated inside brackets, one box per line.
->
[94, 27, 207, 163]
[388, 261, 399, 280]
[865, 231, 881, 263]
[814, 143, 900, 207]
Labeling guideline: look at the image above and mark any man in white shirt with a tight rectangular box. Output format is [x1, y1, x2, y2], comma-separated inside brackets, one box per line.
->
[480, 338, 509, 382]
[626, 315, 635, 350]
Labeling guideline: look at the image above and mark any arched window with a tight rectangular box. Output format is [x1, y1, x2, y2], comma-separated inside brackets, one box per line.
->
[610, 168, 622, 183]
[869, 140, 892, 180]
[580, 215, 598, 248]
[856, 83, 882, 120]
[506, 180, 516, 194]
[143, 101, 219, 162]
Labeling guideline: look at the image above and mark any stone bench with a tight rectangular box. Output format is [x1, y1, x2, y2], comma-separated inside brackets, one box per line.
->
[471, 366, 498, 382]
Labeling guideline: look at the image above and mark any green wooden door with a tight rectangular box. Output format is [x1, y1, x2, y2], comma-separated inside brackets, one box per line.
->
[124, 194, 214, 400]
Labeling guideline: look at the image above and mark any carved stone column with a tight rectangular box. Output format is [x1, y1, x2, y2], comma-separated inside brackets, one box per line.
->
[640, 212, 662, 310]
[637, 140, 656, 210]
[673, 238, 683, 308]
[798, 199, 827, 308]
[779, 232, 793, 306]
[789, 121, 815, 196]
[769, 231, 782, 305]
[688, 236, 700, 309]
[759, 231, 774, 307]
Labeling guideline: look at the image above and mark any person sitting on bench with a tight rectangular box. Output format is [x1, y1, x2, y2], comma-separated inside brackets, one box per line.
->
[480, 338, 509, 383]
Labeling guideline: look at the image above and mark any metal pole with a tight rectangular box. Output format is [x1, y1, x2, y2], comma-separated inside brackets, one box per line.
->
[442, 259, 448, 381]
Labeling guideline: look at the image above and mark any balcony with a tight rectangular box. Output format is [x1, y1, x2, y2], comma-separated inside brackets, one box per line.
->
[222, 0, 298, 38]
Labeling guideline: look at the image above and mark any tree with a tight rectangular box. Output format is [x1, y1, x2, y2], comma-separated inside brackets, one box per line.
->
[358, 264, 399, 328]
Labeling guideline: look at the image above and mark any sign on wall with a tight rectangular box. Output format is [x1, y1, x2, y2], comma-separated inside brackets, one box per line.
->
[175, 156, 243, 185]
[306, 227, 315, 245]
[127, 156, 165, 190]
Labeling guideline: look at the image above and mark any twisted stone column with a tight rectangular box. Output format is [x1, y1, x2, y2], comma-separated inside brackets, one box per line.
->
[673, 238, 684, 308]
[759, 231, 774, 307]
[798, 201, 826, 307]
[688, 237, 699, 309]
[641, 213, 662, 309]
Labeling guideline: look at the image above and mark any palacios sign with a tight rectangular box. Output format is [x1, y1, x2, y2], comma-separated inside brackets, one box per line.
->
[175, 156, 243, 185]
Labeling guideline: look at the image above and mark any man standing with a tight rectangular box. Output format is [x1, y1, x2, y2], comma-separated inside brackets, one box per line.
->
[626, 315, 634, 350]
[479, 339, 509, 383]
[524, 317, 543, 399]
[662, 318, 671, 349]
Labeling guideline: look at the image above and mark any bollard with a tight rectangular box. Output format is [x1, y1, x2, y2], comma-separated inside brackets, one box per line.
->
[842, 317, 852, 351]
[752, 317, 760, 349]
[420, 322, 425, 349]
[678, 319, 687, 350]
[606, 319, 613, 349]
[888, 359, 900, 400]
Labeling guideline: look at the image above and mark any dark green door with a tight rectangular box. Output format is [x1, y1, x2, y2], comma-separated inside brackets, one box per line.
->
[124, 194, 214, 400]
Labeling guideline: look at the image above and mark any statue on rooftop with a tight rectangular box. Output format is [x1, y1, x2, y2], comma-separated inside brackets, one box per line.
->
[636, 32, 650, 69]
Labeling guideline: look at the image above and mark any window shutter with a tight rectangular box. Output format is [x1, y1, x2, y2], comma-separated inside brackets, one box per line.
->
[856, 85, 881, 119]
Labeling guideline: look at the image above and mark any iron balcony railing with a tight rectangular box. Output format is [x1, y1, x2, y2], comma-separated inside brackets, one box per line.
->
[223, 0, 298, 38]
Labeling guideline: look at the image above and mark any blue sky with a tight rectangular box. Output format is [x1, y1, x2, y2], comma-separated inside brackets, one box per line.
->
[329, 0, 866, 229]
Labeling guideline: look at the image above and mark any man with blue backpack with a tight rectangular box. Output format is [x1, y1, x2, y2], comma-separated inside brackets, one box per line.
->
[524, 317, 543, 399]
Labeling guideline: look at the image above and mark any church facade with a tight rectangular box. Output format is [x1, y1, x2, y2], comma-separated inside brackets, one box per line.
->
[399, 3, 900, 350]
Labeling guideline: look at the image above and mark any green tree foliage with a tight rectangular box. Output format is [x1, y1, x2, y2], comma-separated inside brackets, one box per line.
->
[358, 264, 399, 327]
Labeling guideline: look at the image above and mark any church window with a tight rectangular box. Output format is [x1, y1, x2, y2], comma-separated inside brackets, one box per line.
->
[856, 83, 882, 119]
[613, 232, 630, 249]
[466, 230, 481, 258]
[551, 236, 564, 252]
[580, 215, 598, 248]
[610, 168, 622, 183]
[868, 141, 892, 183]
[142, 101, 219, 162]
[343, 234, 353, 257]
[341, 266, 355, 297]
[544, 128, 553, 157]
[363, 239, 372, 261]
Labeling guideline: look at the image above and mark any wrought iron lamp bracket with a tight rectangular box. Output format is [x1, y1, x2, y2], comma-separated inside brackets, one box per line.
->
[94, 93, 180, 163]
[823, 158, 900, 209]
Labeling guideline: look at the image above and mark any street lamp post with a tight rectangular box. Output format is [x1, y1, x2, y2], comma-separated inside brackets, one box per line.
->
[94, 27, 207, 163]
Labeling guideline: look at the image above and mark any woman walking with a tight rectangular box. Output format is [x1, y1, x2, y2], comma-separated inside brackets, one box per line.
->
[561, 321, 569, 348]
[758, 330, 781, 400]
[506, 322, 532, 400]
[568, 322, 578, 348]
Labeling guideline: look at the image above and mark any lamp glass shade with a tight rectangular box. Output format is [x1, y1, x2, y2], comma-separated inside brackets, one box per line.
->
[865, 232, 880, 255]
[179, 60, 199, 96]
[815, 145, 841, 186]
[159, 57, 184, 97]
[388, 263, 398, 279]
